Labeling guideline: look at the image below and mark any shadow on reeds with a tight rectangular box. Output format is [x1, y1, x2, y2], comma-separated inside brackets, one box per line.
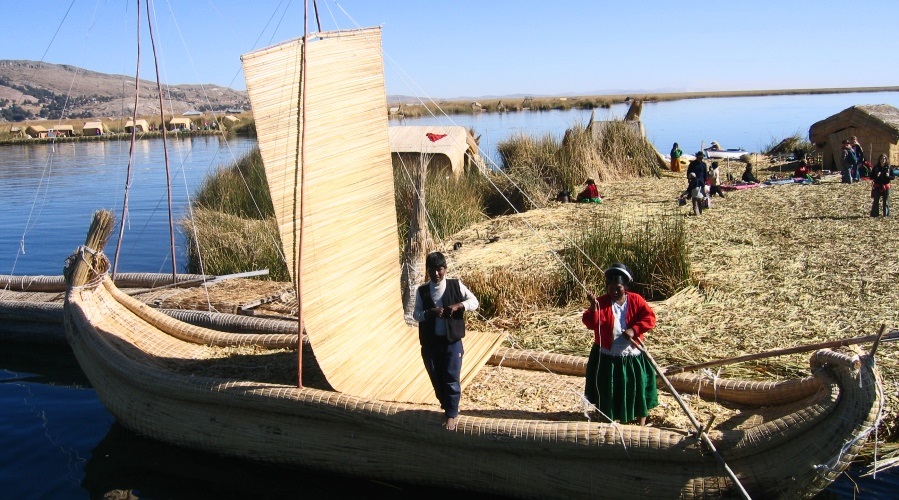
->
[797, 215, 870, 221]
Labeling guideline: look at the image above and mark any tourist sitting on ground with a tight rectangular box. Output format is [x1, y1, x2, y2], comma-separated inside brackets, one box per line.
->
[742, 163, 760, 184]
[859, 160, 872, 179]
[793, 160, 811, 179]
[576, 179, 602, 203]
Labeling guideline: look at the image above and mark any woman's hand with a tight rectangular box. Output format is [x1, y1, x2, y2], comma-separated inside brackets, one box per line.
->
[624, 328, 635, 339]
[586, 291, 597, 308]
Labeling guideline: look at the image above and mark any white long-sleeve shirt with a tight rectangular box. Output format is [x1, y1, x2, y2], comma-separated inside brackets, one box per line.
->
[411, 279, 478, 335]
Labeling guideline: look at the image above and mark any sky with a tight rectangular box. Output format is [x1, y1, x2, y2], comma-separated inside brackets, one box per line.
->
[1, 0, 898, 99]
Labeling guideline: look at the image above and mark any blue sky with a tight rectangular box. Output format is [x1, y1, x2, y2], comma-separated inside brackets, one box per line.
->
[2, 0, 897, 98]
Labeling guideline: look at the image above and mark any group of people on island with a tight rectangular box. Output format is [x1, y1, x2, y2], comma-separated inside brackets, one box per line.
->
[414, 251, 657, 431]
[673, 136, 893, 217]
[840, 136, 894, 216]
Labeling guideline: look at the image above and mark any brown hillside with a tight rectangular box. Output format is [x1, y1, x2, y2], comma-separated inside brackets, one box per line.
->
[0, 60, 248, 120]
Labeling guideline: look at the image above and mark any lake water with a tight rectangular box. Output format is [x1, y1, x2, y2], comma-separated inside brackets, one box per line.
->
[398, 91, 899, 168]
[3, 93, 899, 498]
[0, 135, 259, 277]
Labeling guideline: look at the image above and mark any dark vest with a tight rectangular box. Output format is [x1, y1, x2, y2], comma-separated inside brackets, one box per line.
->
[417, 279, 466, 344]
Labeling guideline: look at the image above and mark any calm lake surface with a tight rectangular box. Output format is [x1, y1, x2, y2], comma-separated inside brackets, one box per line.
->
[3, 93, 898, 498]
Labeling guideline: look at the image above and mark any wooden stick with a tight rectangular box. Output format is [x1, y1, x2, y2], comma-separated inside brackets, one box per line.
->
[667, 330, 899, 374]
[123, 269, 271, 296]
[870, 324, 888, 358]
[632, 338, 752, 500]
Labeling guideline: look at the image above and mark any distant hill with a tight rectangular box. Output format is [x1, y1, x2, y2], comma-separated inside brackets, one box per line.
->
[0, 60, 249, 122]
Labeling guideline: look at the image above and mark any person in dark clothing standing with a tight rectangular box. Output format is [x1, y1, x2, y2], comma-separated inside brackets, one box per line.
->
[412, 251, 479, 431]
[686, 152, 708, 215]
[870, 154, 894, 217]
[851, 136, 865, 182]
[841, 140, 858, 184]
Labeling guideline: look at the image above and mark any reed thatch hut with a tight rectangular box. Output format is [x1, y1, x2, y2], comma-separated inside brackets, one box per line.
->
[809, 104, 899, 171]
[222, 115, 240, 128]
[388, 125, 484, 177]
[25, 125, 47, 138]
[168, 117, 192, 131]
[48, 125, 75, 137]
[125, 119, 149, 133]
[82, 121, 107, 136]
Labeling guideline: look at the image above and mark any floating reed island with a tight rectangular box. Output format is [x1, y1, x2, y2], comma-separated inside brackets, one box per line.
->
[175, 143, 898, 470]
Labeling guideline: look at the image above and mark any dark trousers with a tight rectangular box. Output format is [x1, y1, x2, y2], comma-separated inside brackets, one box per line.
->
[421, 336, 464, 417]
[872, 188, 890, 217]
[709, 185, 726, 198]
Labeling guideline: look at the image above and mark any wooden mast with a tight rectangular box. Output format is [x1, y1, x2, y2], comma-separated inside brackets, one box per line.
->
[144, 0, 178, 280]
[296, 0, 310, 388]
[112, 0, 142, 279]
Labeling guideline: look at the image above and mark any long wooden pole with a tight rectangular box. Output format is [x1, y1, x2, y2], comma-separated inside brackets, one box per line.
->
[632, 338, 752, 500]
[667, 329, 899, 374]
[144, 0, 178, 280]
[112, 0, 141, 279]
[296, 0, 310, 389]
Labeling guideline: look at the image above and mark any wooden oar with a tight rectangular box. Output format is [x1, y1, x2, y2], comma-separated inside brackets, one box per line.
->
[123, 269, 271, 296]
[631, 337, 752, 500]
[666, 329, 899, 375]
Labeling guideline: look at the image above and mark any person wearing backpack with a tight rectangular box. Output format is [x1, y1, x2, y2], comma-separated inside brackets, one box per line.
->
[841, 140, 857, 184]
[851, 136, 865, 182]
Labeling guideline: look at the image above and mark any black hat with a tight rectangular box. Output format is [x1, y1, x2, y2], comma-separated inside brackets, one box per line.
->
[696, 151, 705, 158]
[604, 263, 632, 283]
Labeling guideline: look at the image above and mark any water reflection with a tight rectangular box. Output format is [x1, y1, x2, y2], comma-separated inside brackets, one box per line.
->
[83, 423, 492, 500]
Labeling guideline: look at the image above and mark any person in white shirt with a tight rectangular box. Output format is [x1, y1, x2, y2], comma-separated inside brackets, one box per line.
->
[412, 251, 479, 431]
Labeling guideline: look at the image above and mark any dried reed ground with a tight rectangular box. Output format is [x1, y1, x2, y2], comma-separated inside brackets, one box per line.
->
[449, 170, 898, 436]
[164, 169, 898, 445]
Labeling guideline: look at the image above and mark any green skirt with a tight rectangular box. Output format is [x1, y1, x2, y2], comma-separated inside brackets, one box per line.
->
[585, 346, 658, 423]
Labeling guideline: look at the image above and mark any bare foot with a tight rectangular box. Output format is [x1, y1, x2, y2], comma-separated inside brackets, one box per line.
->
[445, 417, 457, 431]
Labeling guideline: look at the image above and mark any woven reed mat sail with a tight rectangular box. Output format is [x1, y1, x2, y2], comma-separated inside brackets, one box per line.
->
[241, 28, 504, 404]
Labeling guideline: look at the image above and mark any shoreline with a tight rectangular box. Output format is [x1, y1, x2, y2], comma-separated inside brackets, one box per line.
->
[393, 85, 899, 105]
[554, 85, 899, 103]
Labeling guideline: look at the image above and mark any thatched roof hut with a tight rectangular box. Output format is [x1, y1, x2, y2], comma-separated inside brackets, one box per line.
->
[809, 104, 899, 170]
[48, 125, 75, 137]
[125, 119, 149, 133]
[25, 125, 47, 138]
[388, 126, 484, 177]
[168, 117, 192, 130]
[82, 121, 107, 136]
[222, 115, 240, 126]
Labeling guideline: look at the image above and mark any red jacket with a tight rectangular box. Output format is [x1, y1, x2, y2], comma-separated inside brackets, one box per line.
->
[582, 291, 656, 349]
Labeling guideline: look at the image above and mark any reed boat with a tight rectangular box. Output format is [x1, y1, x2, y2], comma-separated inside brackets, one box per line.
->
[63, 231, 883, 499]
[703, 147, 750, 159]
[62, 25, 884, 499]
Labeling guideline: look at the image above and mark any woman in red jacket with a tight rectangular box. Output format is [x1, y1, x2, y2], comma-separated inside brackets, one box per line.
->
[582, 263, 658, 425]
